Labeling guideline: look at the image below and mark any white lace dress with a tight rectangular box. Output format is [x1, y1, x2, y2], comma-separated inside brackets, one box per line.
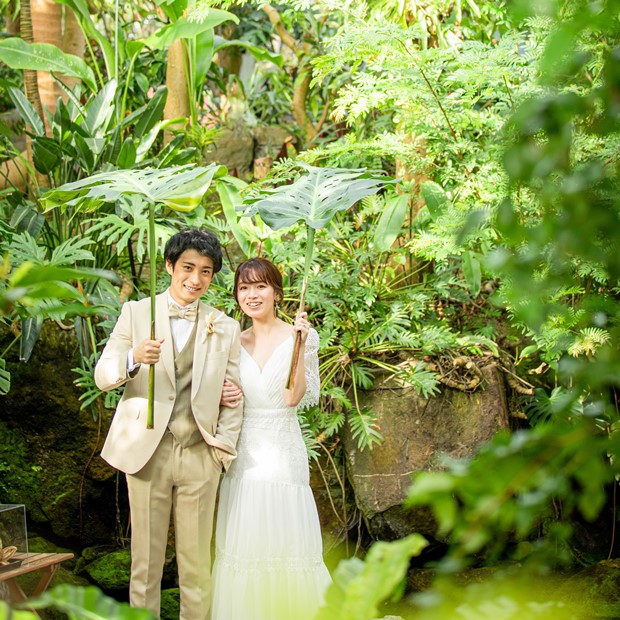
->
[210, 329, 331, 620]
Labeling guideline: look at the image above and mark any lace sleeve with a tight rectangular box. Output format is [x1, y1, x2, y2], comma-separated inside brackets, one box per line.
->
[298, 328, 320, 409]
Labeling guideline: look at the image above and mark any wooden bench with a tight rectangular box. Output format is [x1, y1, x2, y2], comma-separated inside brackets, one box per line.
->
[0, 552, 74, 613]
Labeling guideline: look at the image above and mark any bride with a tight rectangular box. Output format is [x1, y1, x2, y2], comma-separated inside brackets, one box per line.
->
[210, 257, 331, 620]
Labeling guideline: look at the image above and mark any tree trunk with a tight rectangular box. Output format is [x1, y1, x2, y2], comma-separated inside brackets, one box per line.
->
[31, 0, 76, 122]
[19, 0, 45, 123]
[60, 8, 86, 93]
[163, 39, 191, 143]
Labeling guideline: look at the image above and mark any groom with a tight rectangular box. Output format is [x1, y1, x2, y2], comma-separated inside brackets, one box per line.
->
[95, 228, 243, 620]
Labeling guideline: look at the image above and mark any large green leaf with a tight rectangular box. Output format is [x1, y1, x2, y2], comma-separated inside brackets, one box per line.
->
[0, 359, 10, 395]
[242, 163, 396, 230]
[462, 250, 481, 297]
[134, 86, 168, 140]
[85, 79, 117, 137]
[9, 204, 45, 237]
[19, 317, 43, 362]
[143, 10, 239, 50]
[216, 176, 273, 258]
[194, 30, 215, 99]
[0, 262, 117, 316]
[56, 0, 117, 79]
[0, 38, 96, 92]
[420, 180, 448, 221]
[316, 534, 428, 620]
[41, 164, 227, 213]
[8, 86, 45, 135]
[214, 36, 284, 68]
[31, 136, 64, 175]
[29, 584, 155, 619]
[373, 193, 409, 252]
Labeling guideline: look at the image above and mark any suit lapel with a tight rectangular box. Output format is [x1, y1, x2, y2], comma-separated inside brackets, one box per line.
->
[156, 292, 175, 387]
[191, 302, 223, 399]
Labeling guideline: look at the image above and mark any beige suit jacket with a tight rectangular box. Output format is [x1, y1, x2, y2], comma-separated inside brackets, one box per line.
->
[95, 291, 243, 475]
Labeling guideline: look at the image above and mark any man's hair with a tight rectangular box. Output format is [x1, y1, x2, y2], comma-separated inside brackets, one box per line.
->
[164, 228, 223, 273]
[234, 258, 284, 304]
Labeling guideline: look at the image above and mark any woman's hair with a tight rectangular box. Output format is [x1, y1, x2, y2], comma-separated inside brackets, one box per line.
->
[234, 258, 283, 304]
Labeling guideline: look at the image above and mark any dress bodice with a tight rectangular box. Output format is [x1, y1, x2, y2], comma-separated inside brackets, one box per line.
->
[239, 328, 320, 412]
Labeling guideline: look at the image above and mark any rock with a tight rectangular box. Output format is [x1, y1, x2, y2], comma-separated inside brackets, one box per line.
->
[343, 363, 510, 541]
[83, 549, 131, 592]
[557, 559, 620, 618]
[202, 128, 254, 178]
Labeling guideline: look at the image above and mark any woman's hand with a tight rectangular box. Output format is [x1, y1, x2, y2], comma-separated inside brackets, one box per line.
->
[294, 312, 311, 344]
[220, 380, 243, 408]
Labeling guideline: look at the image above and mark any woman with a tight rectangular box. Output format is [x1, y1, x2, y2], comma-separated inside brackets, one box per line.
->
[210, 257, 331, 620]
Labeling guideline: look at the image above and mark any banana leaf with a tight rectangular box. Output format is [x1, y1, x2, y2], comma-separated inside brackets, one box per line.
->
[242, 163, 396, 390]
[0, 38, 97, 93]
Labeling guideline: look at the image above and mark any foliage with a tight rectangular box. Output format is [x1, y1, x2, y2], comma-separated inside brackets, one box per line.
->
[293, 0, 620, 604]
[27, 584, 155, 619]
[408, 417, 620, 570]
[317, 534, 428, 620]
[241, 162, 396, 391]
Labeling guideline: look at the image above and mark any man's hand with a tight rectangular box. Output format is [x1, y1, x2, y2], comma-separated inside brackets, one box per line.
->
[220, 380, 243, 408]
[133, 338, 165, 365]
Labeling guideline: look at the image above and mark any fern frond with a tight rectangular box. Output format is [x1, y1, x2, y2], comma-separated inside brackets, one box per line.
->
[348, 406, 383, 450]
[568, 327, 611, 358]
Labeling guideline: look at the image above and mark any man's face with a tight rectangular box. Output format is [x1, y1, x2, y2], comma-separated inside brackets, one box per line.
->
[166, 249, 215, 306]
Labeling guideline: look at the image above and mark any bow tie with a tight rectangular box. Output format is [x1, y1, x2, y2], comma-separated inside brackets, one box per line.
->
[168, 304, 198, 321]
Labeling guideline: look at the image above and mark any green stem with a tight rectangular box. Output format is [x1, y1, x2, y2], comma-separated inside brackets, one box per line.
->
[146, 202, 156, 429]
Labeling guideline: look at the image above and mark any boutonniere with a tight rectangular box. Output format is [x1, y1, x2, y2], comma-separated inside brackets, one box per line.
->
[202, 310, 219, 342]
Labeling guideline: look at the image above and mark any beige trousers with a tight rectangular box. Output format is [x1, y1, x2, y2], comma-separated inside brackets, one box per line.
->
[126, 432, 222, 620]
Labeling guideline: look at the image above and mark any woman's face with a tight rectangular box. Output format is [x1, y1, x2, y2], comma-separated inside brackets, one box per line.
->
[236, 278, 276, 319]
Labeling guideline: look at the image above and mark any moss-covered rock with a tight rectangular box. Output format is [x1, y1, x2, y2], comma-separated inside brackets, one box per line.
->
[83, 549, 131, 592]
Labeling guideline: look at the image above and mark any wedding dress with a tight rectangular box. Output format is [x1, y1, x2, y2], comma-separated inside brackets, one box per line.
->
[210, 329, 331, 620]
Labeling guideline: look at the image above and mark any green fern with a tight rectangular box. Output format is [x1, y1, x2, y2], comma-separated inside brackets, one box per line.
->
[568, 328, 611, 358]
[348, 406, 384, 450]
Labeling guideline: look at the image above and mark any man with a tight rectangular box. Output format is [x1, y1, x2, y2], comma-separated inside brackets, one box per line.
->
[95, 228, 243, 620]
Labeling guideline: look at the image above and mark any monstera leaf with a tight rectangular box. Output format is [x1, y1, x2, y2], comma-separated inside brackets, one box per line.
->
[242, 163, 395, 389]
[43, 164, 227, 428]
[42, 164, 226, 213]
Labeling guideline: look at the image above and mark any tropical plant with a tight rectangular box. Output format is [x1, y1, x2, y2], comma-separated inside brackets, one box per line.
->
[0, 255, 118, 395]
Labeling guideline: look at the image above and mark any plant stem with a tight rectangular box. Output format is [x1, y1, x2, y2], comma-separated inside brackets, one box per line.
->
[146, 202, 156, 429]
[286, 225, 315, 390]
